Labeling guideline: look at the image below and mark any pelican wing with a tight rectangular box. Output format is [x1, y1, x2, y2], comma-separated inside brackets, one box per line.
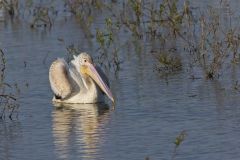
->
[69, 62, 85, 90]
[49, 58, 72, 99]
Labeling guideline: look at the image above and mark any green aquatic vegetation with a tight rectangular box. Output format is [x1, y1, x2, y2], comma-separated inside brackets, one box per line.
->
[75, 10, 94, 30]
[144, 130, 187, 160]
[153, 50, 182, 76]
[64, 0, 104, 15]
[96, 26, 113, 55]
[30, 6, 54, 28]
[174, 130, 186, 147]
[122, 19, 142, 38]
[96, 29, 106, 48]
[1, 1, 49, 28]
[171, 130, 187, 160]
[95, 16, 124, 74]
[190, 6, 240, 79]
[226, 29, 240, 63]
[5, 0, 240, 81]
[128, 0, 142, 24]
[0, 0, 18, 16]
[64, 0, 105, 29]
[159, 0, 184, 35]
[116, 1, 143, 38]
[154, 1, 240, 80]
[117, 0, 188, 74]
[25, 0, 33, 8]
[104, 17, 115, 45]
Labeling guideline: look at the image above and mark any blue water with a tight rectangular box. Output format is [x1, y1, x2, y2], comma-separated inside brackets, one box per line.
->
[1, 1, 240, 160]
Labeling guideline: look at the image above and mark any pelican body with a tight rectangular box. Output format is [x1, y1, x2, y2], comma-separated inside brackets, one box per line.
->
[49, 52, 114, 104]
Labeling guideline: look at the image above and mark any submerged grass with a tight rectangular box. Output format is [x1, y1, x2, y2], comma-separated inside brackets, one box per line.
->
[3, 1, 240, 80]
[30, 5, 53, 28]
[4, 0, 232, 79]
[0, 49, 19, 120]
[0, 0, 18, 17]
[152, 50, 182, 75]
[171, 130, 187, 160]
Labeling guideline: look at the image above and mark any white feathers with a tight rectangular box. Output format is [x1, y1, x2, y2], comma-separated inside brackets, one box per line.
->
[70, 53, 89, 90]
[49, 52, 112, 103]
[49, 58, 72, 99]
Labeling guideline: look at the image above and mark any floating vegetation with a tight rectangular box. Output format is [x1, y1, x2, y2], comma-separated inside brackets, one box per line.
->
[144, 130, 187, 160]
[171, 130, 187, 160]
[153, 50, 182, 76]
[30, 5, 56, 28]
[64, 0, 104, 16]
[174, 130, 187, 147]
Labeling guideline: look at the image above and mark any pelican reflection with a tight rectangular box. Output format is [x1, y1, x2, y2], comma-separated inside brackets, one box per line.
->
[52, 103, 110, 160]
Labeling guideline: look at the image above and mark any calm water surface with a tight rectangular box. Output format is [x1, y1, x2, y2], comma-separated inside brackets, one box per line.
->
[1, 1, 240, 160]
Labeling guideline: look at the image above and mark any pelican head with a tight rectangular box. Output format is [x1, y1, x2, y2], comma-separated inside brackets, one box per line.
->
[77, 53, 114, 103]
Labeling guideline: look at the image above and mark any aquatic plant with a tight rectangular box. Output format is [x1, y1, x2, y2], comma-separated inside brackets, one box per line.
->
[128, 0, 142, 24]
[171, 130, 187, 160]
[95, 17, 123, 74]
[153, 50, 182, 76]
[0, 49, 19, 120]
[182, 3, 240, 79]
[5, 0, 240, 81]
[64, 0, 103, 15]
[144, 130, 187, 160]
[30, 5, 55, 28]
[0, 0, 18, 16]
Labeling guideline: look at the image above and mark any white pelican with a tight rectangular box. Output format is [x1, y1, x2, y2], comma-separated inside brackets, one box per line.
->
[49, 52, 114, 103]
